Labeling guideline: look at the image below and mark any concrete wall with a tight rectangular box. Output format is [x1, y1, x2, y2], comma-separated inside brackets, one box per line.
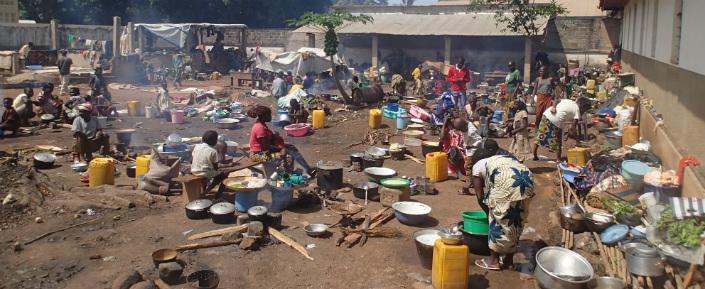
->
[0, 0, 19, 23]
[58, 24, 114, 48]
[0, 23, 51, 50]
[622, 50, 705, 197]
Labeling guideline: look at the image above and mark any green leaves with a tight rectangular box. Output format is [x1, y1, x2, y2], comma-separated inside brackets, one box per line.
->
[287, 10, 372, 56]
[657, 205, 705, 248]
[469, 0, 568, 36]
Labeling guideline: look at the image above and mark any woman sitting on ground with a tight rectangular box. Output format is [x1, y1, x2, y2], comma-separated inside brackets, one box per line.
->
[471, 148, 534, 271]
[247, 105, 313, 176]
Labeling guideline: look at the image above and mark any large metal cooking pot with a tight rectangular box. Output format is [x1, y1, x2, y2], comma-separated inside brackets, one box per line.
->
[247, 205, 268, 223]
[316, 160, 343, 191]
[625, 243, 665, 277]
[353, 181, 379, 201]
[559, 204, 586, 233]
[210, 202, 236, 224]
[362, 156, 384, 169]
[535, 246, 594, 289]
[33, 153, 56, 169]
[185, 199, 213, 219]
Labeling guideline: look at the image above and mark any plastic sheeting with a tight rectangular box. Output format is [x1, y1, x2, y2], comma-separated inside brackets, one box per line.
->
[135, 23, 247, 48]
[255, 47, 344, 76]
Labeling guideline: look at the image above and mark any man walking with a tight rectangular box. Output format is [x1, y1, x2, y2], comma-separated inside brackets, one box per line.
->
[57, 50, 73, 95]
[172, 52, 185, 88]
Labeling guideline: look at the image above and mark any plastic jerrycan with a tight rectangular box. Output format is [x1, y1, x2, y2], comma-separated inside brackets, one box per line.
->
[135, 155, 151, 182]
[425, 152, 449, 182]
[312, 110, 326, 129]
[89, 157, 115, 187]
[369, 108, 382, 129]
[567, 147, 590, 167]
[432, 239, 469, 289]
[622, 125, 639, 146]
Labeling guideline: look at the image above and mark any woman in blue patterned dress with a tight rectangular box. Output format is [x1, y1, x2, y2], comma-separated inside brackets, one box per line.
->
[471, 148, 534, 270]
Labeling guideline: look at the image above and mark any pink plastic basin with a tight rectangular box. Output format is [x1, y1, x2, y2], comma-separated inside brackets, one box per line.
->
[284, 123, 311, 137]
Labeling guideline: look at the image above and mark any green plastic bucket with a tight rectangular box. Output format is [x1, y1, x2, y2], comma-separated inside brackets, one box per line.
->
[462, 211, 489, 234]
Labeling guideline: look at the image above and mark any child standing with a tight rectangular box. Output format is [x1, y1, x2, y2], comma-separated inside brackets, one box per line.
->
[508, 100, 531, 162]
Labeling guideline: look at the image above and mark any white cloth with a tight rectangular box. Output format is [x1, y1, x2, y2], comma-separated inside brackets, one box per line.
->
[472, 157, 490, 177]
[13, 94, 29, 114]
[71, 116, 100, 139]
[191, 143, 218, 178]
[542, 99, 580, 127]
[156, 87, 171, 113]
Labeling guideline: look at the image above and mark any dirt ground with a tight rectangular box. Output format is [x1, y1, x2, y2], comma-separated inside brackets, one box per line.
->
[0, 77, 566, 289]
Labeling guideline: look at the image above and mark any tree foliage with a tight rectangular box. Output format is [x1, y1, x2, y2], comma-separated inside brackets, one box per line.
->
[469, 0, 568, 36]
[19, 0, 333, 27]
[287, 10, 373, 56]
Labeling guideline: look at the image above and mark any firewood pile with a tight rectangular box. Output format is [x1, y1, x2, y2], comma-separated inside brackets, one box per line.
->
[333, 207, 399, 248]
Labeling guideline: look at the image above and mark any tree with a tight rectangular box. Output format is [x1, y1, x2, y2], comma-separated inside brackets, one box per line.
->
[401, 0, 415, 6]
[19, 0, 62, 23]
[288, 10, 373, 103]
[469, 0, 567, 36]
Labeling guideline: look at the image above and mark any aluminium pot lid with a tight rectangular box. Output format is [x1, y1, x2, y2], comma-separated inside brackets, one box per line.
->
[210, 202, 236, 215]
[185, 199, 213, 211]
[247, 205, 268, 216]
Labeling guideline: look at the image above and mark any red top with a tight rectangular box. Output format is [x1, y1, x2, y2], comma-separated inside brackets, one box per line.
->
[249, 122, 285, 153]
[447, 65, 471, 92]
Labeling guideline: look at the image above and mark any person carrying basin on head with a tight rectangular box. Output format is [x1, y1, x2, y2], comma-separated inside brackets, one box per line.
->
[247, 105, 314, 177]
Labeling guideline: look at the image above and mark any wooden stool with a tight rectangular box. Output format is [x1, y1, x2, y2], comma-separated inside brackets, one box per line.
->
[172, 175, 207, 203]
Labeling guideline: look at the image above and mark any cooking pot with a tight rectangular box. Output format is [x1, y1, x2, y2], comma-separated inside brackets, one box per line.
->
[559, 204, 586, 233]
[40, 114, 55, 123]
[316, 160, 343, 191]
[457, 222, 490, 256]
[353, 181, 379, 201]
[350, 153, 364, 171]
[247, 205, 268, 223]
[278, 113, 291, 123]
[185, 199, 213, 219]
[116, 129, 136, 145]
[625, 243, 665, 277]
[125, 163, 136, 178]
[365, 146, 387, 159]
[584, 212, 614, 233]
[362, 156, 384, 169]
[210, 202, 236, 224]
[33, 153, 56, 169]
[421, 141, 442, 158]
[535, 246, 594, 289]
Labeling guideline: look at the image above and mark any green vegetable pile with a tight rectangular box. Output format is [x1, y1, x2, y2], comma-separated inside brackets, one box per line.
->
[602, 198, 637, 217]
[656, 205, 705, 248]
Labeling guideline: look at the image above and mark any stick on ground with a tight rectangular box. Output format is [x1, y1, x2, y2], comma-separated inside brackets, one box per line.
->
[25, 217, 103, 245]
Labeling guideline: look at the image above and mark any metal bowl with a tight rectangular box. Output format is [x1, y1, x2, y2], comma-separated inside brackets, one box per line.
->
[304, 223, 329, 237]
[71, 162, 88, 172]
[584, 211, 615, 233]
[559, 204, 586, 233]
[588, 276, 626, 289]
[215, 118, 240, 129]
[438, 229, 463, 245]
[363, 167, 396, 183]
[392, 201, 431, 226]
[365, 146, 387, 158]
[535, 246, 594, 289]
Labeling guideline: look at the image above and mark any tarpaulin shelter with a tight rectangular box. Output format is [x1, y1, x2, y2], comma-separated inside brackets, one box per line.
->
[134, 23, 248, 50]
[255, 47, 344, 76]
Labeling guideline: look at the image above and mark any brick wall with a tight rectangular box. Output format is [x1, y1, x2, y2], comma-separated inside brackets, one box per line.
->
[542, 17, 621, 54]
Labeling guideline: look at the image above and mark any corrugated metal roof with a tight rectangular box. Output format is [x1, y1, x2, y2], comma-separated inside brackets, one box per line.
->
[293, 13, 548, 36]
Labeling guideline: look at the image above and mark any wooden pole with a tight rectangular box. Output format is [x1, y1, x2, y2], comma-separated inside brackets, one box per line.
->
[49, 20, 58, 49]
[371, 34, 379, 68]
[523, 37, 532, 84]
[443, 36, 451, 73]
[126, 22, 134, 54]
[112, 16, 121, 61]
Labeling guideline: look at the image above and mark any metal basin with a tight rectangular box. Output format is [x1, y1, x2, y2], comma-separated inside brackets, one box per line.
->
[535, 246, 594, 289]
[304, 224, 329, 237]
[559, 204, 586, 233]
[588, 277, 626, 289]
[584, 212, 614, 233]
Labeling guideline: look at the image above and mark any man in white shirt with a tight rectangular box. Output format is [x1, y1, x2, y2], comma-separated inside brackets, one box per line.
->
[18, 42, 33, 67]
[191, 130, 235, 194]
[13, 87, 37, 125]
[533, 97, 592, 161]
[72, 104, 109, 162]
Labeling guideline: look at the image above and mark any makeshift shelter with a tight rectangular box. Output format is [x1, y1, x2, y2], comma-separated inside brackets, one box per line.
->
[255, 47, 344, 76]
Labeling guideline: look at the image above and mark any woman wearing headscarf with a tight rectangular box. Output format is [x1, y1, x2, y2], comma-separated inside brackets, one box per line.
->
[471, 148, 534, 271]
[247, 105, 313, 176]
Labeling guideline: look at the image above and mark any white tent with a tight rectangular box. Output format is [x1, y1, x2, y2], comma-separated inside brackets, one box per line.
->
[255, 47, 344, 76]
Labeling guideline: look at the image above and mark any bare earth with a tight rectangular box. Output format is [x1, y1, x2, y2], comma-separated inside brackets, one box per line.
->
[0, 77, 564, 289]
